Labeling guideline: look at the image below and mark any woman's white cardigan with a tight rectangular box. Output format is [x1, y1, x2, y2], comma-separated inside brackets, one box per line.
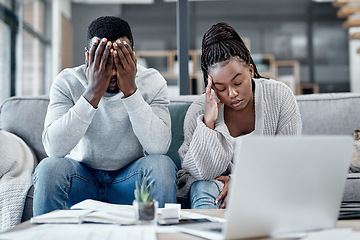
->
[177, 78, 302, 198]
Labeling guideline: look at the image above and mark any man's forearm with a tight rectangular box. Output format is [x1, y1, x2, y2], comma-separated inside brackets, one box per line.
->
[43, 96, 96, 157]
[122, 90, 171, 154]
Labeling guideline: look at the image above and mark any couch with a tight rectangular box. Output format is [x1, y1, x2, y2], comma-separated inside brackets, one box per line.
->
[1, 92, 360, 225]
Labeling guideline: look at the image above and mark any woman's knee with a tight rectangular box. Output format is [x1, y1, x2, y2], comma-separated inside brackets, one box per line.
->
[191, 180, 220, 196]
[190, 180, 221, 209]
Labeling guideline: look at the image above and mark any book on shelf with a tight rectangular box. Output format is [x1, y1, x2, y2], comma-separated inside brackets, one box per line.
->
[30, 199, 136, 225]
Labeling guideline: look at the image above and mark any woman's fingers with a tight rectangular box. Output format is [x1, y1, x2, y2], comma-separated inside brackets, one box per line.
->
[206, 75, 212, 98]
[219, 196, 227, 209]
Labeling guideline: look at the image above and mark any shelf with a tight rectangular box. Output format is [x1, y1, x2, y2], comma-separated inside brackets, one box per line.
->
[343, 18, 360, 28]
[333, 0, 360, 7]
[136, 50, 203, 94]
[300, 83, 319, 94]
[252, 54, 277, 80]
[350, 32, 360, 39]
[275, 60, 301, 95]
[337, 6, 360, 18]
[136, 50, 302, 95]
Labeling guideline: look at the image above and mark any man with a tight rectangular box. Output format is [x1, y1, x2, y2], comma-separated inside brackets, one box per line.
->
[33, 16, 177, 216]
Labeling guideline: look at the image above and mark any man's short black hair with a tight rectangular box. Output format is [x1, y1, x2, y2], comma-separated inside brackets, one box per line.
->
[87, 16, 134, 49]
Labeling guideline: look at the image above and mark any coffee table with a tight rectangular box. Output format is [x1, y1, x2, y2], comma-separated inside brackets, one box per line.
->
[4, 209, 360, 240]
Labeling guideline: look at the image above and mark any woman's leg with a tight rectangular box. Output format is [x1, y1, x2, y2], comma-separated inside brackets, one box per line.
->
[190, 180, 222, 209]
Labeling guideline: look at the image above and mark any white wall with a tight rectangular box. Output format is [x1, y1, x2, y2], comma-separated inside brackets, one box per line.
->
[51, 0, 71, 85]
[349, 27, 360, 93]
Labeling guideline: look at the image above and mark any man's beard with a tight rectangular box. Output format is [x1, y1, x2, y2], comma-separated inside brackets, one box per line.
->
[106, 78, 120, 94]
[106, 86, 120, 94]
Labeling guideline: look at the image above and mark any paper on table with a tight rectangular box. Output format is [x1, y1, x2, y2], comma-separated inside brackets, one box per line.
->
[30, 199, 136, 225]
[301, 228, 360, 240]
[0, 224, 157, 240]
[30, 210, 94, 224]
[71, 199, 135, 218]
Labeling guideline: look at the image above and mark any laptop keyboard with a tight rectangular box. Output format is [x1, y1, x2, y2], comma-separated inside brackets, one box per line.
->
[209, 227, 223, 233]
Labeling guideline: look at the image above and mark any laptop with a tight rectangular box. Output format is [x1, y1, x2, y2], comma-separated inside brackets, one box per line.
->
[175, 135, 353, 240]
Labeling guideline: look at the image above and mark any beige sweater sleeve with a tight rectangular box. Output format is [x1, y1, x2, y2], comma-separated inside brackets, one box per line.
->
[178, 95, 233, 181]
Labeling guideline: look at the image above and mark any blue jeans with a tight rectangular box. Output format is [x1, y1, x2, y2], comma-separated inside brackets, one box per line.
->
[189, 180, 222, 209]
[33, 155, 177, 216]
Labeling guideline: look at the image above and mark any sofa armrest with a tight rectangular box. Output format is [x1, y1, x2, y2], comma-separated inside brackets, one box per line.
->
[0, 96, 49, 163]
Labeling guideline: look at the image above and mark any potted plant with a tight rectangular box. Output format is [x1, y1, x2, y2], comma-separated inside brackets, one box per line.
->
[133, 177, 157, 222]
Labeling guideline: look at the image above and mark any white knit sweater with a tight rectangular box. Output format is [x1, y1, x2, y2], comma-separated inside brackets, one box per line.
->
[177, 78, 302, 197]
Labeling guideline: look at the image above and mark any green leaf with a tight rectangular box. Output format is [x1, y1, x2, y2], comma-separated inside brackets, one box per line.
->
[134, 176, 153, 204]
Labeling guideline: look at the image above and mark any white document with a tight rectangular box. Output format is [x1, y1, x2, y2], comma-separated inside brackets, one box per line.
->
[301, 228, 360, 240]
[0, 224, 157, 240]
[30, 199, 136, 225]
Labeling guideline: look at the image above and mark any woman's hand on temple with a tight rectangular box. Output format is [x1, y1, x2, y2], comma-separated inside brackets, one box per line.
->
[204, 76, 223, 130]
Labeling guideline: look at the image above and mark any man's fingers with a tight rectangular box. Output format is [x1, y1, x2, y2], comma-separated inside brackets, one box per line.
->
[107, 49, 114, 67]
[117, 41, 132, 65]
[113, 50, 120, 68]
[100, 41, 112, 70]
[88, 38, 99, 65]
[122, 41, 136, 65]
[94, 38, 107, 67]
[113, 41, 128, 66]
[113, 43, 124, 70]
[85, 48, 89, 68]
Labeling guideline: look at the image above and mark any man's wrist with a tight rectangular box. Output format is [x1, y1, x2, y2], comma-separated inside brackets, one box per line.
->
[83, 89, 102, 108]
[122, 87, 137, 98]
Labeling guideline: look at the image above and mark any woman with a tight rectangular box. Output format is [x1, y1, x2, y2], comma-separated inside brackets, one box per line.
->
[177, 22, 302, 209]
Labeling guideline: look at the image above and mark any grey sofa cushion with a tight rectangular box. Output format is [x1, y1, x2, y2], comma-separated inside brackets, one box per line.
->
[296, 92, 360, 135]
[0, 96, 49, 163]
[343, 173, 360, 202]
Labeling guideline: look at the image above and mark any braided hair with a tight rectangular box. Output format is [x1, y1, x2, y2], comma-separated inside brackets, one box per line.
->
[201, 22, 262, 87]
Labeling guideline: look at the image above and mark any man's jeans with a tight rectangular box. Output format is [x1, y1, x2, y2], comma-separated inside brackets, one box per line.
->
[33, 155, 177, 216]
[189, 180, 222, 209]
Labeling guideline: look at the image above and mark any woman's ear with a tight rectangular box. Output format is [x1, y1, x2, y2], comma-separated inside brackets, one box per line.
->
[249, 64, 254, 78]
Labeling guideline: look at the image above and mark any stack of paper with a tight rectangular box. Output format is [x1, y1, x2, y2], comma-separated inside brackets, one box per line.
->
[30, 199, 136, 225]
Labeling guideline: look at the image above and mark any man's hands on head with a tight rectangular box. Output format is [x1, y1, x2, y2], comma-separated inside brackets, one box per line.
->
[113, 39, 137, 98]
[83, 37, 114, 108]
[83, 37, 138, 108]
